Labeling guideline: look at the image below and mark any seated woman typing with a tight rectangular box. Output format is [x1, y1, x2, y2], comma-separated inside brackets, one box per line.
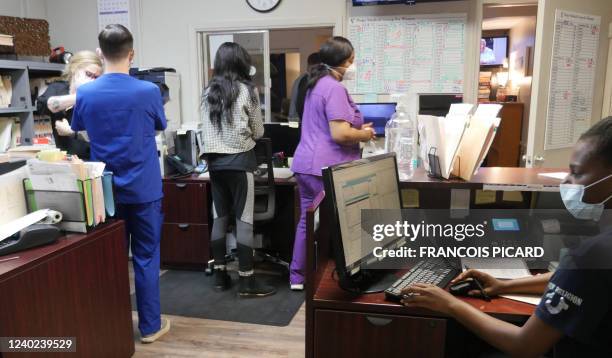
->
[401, 117, 612, 358]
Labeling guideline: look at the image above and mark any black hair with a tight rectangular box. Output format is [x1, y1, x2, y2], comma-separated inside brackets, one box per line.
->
[307, 52, 321, 66]
[306, 36, 354, 91]
[579, 116, 612, 167]
[98, 24, 133, 62]
[203, 42, 258, 130]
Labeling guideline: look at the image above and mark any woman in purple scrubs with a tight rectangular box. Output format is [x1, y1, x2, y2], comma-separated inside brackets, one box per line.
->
[289, 37, 376, 289]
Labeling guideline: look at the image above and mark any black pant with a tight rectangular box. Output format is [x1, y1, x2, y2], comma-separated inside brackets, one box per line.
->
[209, 170, 255, 272]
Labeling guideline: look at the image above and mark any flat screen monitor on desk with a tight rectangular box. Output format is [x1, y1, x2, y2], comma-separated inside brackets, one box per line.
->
[418, 93, 463, 117]
[322, 153, 403, 292]
[356, 103, 396, 137]
[263, 123, 300, 157]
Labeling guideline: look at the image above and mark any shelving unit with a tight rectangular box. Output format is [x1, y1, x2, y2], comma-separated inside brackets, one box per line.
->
[0, 59, 64, 146]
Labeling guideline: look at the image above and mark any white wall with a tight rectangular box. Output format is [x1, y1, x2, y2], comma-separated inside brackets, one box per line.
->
[45, 0, 141, 64]
[139, 0, 344, 123]
[42, 0, 479, 122]
[0, 0, 47, 19]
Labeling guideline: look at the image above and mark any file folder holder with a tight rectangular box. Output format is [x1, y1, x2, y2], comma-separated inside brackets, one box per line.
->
[23, 179, 89, 233]
[427, 147, 443, 179]
[22, 172, 116, 233]
[426, 147, 462, 180]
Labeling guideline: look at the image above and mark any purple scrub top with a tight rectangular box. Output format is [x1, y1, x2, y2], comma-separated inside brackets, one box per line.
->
[291, 75, 364, 176]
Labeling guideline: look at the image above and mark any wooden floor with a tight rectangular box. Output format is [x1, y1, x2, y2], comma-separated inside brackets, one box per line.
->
[129, 266, 306, 357]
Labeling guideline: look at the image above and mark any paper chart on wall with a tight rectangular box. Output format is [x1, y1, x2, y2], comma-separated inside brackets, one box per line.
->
[347, 14, 466, 95]
[97, 0, 131, 32]
[544, 9, 600, 150]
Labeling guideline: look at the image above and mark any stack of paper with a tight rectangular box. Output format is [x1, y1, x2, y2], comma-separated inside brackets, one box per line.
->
[0, 34, 14, 47]
[0, 75, 12, 108]
[7, 145, 55, 160]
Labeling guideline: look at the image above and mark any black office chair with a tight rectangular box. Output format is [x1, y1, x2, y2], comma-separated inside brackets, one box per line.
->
[252, 138, 289, 268]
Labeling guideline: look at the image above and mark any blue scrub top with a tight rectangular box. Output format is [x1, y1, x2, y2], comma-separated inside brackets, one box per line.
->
[72, 73, 167, 204]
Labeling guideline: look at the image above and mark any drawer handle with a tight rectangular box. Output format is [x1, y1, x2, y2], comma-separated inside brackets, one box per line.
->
[365, 316, 393, 327]
[176, 183, 187, 189]
[178, 224, 190, 230]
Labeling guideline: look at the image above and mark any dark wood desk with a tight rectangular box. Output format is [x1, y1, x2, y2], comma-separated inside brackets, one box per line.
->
[0, 221, 134, 358]
[305, 167, 562, 357]
[161, 174, 298, 270]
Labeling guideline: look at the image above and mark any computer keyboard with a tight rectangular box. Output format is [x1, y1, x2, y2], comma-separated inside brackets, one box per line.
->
[385, 259, 460, 301]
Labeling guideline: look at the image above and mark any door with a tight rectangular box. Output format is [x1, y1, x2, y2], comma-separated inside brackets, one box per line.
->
[525, 0, 612, 167]
[602, 22, 612, 118]
[198, 30, 271, 122]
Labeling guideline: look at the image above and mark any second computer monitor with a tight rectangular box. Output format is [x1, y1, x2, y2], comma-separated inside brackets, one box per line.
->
[356, 103, 396, 137]
[418, 93, 463, 117]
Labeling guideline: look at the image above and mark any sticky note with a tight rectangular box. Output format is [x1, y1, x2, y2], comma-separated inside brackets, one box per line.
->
[474, 190, 496, 205]
[450, 189, 470, 210]
[502, 191, 523, 202]
[401, 189, 419, 208]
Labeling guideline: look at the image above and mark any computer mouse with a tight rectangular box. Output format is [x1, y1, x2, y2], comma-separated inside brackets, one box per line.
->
[449, 278, 479, 296]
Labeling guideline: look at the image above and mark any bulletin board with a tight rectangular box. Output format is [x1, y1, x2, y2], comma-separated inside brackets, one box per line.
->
[346, 14, 466, 95]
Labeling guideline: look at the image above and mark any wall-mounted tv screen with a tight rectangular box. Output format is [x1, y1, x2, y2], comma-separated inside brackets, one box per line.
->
[353, 0, 405, 5]
[480, 36, 508, 66]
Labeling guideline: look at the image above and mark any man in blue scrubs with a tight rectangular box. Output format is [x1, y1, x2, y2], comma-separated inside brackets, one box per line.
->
[71, 24, 170, 343]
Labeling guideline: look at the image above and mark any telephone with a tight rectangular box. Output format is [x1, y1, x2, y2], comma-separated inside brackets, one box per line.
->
[166, 155, 194, 175]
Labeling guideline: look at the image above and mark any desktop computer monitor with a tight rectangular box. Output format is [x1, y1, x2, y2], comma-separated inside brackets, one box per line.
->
[322, 153, 404, 291]
[418, 93, 463, 116]
[263, 123, 300, 157]
[357, 103, 396, 137]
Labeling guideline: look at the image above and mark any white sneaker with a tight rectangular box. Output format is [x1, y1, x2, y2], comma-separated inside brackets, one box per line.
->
[290, 283, 304, 291]
[141, 317, 171, 344]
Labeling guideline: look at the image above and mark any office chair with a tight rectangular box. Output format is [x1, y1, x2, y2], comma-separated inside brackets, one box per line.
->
[252, 138, 289, 268]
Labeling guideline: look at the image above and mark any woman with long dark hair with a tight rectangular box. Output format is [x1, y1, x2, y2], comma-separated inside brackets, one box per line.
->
[289, 36, 376, 290]
[200, 42, 275, 297]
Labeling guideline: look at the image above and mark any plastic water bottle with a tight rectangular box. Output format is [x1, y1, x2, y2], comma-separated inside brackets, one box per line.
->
[385, 101, 417, 180]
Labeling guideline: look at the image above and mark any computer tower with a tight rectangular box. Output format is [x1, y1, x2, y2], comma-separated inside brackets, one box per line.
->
[174, 130, 199, 167]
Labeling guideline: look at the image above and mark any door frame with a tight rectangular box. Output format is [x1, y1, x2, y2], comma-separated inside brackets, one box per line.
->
[197, 30, 272, 122]
[189, 17, 340, 123]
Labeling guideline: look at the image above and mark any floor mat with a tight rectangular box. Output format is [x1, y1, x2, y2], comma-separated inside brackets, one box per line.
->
[131, 269, 304, 327]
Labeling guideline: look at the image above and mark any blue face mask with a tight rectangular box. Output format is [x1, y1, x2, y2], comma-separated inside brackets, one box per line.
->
[560, 174, 612, 221]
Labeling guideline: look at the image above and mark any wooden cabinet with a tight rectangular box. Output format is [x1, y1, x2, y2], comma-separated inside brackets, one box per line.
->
[486, 102, 524, 167]
[313, 309, 446, 358]
[0, 221, 134, 358]
[161, 178, 211, 269]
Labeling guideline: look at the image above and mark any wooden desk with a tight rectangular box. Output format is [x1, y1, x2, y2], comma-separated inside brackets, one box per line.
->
[161, 174, 299, 270]
[304, 167, 560, 357]
[0, 221, 134, 358]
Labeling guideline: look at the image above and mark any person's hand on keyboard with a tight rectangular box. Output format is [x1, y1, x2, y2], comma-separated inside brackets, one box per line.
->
[400, 283, 461, 315]
[451, 269, 505, 297]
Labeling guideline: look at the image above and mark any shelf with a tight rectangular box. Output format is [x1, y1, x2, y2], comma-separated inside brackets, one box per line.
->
[0, 107, 31, 115]
[26, 62, 64, 72]
[0, 60, 27, 71]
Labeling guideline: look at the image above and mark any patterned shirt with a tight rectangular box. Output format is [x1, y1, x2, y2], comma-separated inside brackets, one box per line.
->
[200, 83, 264, 155]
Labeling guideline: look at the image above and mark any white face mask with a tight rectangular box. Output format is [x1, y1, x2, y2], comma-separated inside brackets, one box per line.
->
[560, 173, 612, 221]
[249, 66, 257, 77]
[325, 63, 356, 82]
[341, 63, 356, 81]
